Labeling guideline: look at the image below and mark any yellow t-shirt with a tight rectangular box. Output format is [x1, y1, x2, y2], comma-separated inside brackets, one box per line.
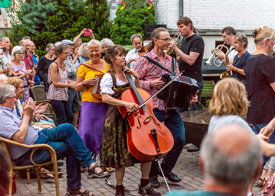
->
[77, 61, 109, 102]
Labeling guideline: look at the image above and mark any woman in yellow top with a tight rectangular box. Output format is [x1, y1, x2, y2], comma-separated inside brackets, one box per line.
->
[75, 39, 109, 167]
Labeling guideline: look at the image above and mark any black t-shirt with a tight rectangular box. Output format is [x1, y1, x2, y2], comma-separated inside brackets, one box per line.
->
[179, 34, 204, 82]
[37, 56, 56, 81]
[245, 54, 275, 124]
[232, 51, 250, 82]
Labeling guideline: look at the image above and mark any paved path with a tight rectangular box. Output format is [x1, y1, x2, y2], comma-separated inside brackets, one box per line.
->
[13, 145, 263, 196]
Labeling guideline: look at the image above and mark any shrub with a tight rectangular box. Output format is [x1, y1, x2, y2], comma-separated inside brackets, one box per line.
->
[9, 0, 111, 57]
[110, 0, 156, 45]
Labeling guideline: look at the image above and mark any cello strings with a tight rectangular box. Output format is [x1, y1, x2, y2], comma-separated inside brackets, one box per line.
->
[158, 160, 171, 192]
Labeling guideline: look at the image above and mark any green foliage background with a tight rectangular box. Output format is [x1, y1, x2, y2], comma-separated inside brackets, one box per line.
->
[110, 0, 156, 45]
[9, 0, 111, 56]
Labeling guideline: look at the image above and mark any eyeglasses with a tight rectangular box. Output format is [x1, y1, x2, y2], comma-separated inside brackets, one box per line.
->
[63, 52, 69, 55]
[17, 53, 24, 55]
[158, 38, 172, 42]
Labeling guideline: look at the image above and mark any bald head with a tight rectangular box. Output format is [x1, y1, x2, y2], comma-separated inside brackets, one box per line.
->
[215, 124, 252, 157]
[201, 124, 262, 190]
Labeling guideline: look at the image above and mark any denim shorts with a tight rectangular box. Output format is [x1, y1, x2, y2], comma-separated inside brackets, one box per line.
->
[68, 87, 81, 112]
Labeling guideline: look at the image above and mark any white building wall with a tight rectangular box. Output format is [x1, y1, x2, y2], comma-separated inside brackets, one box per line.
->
[154, 0, 179, 28]
[183, 0, 275, 30]
[156, 0, 275, 30]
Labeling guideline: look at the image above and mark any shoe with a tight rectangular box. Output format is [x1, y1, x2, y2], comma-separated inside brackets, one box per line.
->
[159, 172, 181, 182]
[186, 144, 200, 152]
[87, 165, 111, 179]
[65, 187, 93, 196]
[149, 177, 160, 188]
[115, 185, 125, 196]
[138, 184, 161, 196]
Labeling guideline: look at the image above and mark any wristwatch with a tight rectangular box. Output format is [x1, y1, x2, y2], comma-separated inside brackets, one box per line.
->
[81, 81, 86, 87]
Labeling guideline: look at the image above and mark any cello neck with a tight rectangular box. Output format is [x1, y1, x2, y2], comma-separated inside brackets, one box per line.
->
[123, 66, 147, 109]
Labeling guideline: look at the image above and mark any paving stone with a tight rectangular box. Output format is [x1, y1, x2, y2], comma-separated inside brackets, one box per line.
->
[13, 149, 263, 196]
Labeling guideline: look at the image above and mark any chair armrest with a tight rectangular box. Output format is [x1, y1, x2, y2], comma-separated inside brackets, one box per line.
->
[0, 137, 57, 167]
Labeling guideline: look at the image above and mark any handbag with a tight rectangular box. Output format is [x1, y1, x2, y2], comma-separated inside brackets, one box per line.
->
[263, 173, 275, 195]
[82, 63, 105, 99]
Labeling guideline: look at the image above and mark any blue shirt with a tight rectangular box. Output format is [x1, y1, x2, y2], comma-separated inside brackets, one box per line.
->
[232, 51, 250, 82]
[0, 106, 39, 160]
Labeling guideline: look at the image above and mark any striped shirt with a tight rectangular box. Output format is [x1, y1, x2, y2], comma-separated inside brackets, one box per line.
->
[134, 49, 179, 111]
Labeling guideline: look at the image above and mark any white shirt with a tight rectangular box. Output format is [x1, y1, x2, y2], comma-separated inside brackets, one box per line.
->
[228, 46, 238, 60]
[2, 52, 11, 64]
[126, 48, 140, 69]
[100, 73, 135, 96]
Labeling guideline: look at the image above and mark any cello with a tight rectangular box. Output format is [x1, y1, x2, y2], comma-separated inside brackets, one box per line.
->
[117, 67, 174, 162]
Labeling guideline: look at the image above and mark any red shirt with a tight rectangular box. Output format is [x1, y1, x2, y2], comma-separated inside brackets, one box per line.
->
[22, 53, 34, 70]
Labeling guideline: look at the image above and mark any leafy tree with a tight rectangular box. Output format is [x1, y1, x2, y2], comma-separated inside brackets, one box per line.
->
[110, 0, 156, 45]
[9, 0, 111, 56]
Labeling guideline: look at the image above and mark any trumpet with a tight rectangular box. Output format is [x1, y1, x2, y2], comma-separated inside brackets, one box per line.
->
[166, 32, 181, 55]
[205, 42, 229, 67]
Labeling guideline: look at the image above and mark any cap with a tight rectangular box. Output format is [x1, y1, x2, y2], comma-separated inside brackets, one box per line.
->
[61, 39, 74, 45]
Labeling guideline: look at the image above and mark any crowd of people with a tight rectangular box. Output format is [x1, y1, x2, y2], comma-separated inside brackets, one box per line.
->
[0, 16, 275, 196]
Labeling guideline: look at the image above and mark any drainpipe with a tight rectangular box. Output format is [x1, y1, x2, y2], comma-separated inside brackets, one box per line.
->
[179, 0, 183, 18]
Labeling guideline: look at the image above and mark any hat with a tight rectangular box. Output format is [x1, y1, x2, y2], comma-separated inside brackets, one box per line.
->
[61, 39, 74, 45]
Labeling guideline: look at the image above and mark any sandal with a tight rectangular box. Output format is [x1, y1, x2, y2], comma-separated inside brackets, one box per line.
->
[87, 165, 111, 179]
[65, 187, 93, 196]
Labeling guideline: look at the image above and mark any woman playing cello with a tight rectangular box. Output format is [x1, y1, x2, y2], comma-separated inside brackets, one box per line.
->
[100, 45, 160, 196]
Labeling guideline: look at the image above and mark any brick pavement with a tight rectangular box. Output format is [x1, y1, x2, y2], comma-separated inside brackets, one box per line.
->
[13, 145, 263, 196]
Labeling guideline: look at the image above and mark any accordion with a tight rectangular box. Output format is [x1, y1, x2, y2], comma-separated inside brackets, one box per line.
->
[91, 74, 104, 99]
[158, 74, 198, 111]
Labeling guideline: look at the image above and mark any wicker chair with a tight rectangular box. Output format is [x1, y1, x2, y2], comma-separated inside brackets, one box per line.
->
[0, 136, 59, 196]
[30, 85, 56, 124]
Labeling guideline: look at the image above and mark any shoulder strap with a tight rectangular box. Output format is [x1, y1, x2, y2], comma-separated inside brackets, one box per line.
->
[82, 63, 104, 74]
[172, 57, 177, 74]
[143, 56, 174, 74]
[107, 70, 117, 87]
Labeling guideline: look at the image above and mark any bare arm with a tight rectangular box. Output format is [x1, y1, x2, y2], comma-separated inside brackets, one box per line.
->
[49, 63, 70, 88]
[173, 45, 200, 66]
[102, 93, 139, 113]
[73, 29, 86, 43]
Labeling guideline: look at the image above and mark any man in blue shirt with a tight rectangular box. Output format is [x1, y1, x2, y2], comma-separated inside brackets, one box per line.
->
[166, 123, 262, 196]
[0, 84, 110, 195]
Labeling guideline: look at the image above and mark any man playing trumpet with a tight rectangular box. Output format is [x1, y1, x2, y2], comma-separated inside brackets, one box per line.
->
[170, 16, 204, 109]
[212, 26, 238, 64]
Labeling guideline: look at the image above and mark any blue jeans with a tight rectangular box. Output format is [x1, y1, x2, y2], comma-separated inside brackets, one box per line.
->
[253, 123, 275, 166]
[15, 123, 94, 190]
[50, 100, 74, 126]
[149, 108, 185, 177]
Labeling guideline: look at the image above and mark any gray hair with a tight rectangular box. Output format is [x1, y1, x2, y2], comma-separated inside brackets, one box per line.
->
[88, 39, 101, 49]
[1, 37, 9, 42]
[201, 124, 262, 189]
[11, 46, 24, 61]
[100, 38, 114, 47]
[78, 43, 89, 58]
[0, 84, 16, 104]
[131, 34, 142, 43]
[46, 43, 55, 53]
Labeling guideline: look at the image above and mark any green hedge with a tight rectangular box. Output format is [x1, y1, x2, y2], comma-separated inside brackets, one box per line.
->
[9, 0, 111, 57]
